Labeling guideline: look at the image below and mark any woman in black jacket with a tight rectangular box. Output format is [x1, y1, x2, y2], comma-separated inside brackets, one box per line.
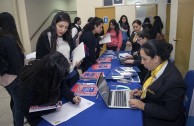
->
[129, 40, 186, 126]
[0, 12, 25, 126]
[36, 11, 80, 88]
[18, 52, 81, 126]
[79, 17, 103, 72]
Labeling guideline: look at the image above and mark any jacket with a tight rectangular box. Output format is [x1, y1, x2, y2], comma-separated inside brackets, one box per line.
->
[142, 61, 186, 126]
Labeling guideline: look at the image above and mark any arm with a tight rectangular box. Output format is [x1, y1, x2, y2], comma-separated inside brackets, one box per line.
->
[144, 87, 185, 120]
[72, 27, 78, 38]
[117, 31, 123, 50]
[36, 34, 50, 59]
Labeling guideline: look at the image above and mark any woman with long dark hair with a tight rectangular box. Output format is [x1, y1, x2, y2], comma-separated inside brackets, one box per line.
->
[36, 11, 80, 88]
[118, 15, 130, 51]
[0, 12, 25, 126]
[106, 19, 122, 51]
[150, 16, 163, 39]
[80, 17, 103, 72]
[18, 52, 81, 125]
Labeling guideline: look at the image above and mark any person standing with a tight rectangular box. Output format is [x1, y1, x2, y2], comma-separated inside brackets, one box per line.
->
[36, 11, 80, 88]
[118, 15, 130, 51]
[0, 12, 25, 126]
[18, 52, 81, 126]
[71, 17, 82, 46]
[79, 17, 103, 72]
[106, 19, 122, 52]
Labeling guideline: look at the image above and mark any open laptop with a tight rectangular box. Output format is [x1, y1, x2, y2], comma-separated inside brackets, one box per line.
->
[96, 73, 131, 108]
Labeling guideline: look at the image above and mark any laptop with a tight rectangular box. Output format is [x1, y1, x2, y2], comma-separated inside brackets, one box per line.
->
[96, 73, 131, 108]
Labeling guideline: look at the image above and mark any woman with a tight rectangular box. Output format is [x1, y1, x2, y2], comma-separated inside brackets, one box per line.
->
[118, 15, 130, 51]
[150, 16, 163, 39]
[106, 19, 122, 51]
[124, 30, 150, 82]
[126, 19, 142, 53]
[79, 17, 103, 72]
[129, 40, 186, 126]
[18, 52, 81, 126]
[36, 11, 79, 87]
[0, 12, 25, 126]
[142, 17, 152, 35]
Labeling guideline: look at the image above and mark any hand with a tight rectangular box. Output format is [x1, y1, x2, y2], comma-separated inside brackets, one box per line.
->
[125, 55, 133, 59]
[126, 41, 132, 46]
[124, 59, 134, 64]
[78, 31, 82, 36]
[129, 99, 145, 110]
[116, 48, 120, 52]
[101, 35, 106, 39]
[75, 61, 82, 68]
[130, 89, 142, 97]
[73, 96, 81, 105]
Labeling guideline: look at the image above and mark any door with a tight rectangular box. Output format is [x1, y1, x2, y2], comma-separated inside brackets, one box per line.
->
[165, 4, 171, 42]
[95, 7, 115, 55]
[175, 0, 194, 76]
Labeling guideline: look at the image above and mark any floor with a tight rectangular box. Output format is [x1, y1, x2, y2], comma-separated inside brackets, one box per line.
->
[0, 69, 82, 126]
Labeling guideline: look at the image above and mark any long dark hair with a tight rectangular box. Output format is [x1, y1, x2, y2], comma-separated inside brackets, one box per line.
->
[39, 11, 72, 52]
[19, 52, 70, 104]
[118, 15, 130, 36]
[107, 19, 120, 36]
[83, 17, 103, 32]
[0, 12, 25, 52]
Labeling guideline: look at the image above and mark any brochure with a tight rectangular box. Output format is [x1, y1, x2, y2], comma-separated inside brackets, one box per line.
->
[80, 72, 102, 79]
[96, 57, 112, 63]
[92, 63, 111, 70]
[71, 83, 98, 96]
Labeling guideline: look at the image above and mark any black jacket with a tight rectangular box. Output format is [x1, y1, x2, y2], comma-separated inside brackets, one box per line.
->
[36, 32, 74, 59]
[142, 61, 186, 126]
[0, 35, 24, 75]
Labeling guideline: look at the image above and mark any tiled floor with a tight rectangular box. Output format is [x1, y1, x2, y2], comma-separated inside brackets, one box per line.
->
[0, 69, 82, 126]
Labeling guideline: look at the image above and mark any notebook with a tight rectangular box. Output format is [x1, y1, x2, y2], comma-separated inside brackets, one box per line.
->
[96, 73, 131, 108]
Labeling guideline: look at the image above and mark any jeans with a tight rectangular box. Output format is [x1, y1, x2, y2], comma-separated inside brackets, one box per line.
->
[120, 40, 127, 51]
[5, 79, 24, 126]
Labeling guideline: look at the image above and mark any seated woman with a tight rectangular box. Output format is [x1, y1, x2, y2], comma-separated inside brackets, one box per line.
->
[129, 40, 186, 126]
[124, 30, 150, 82]
[18, 52, 81, 126]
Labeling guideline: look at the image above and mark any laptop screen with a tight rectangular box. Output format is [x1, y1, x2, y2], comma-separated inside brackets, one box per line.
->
[96, 73, 110, 105]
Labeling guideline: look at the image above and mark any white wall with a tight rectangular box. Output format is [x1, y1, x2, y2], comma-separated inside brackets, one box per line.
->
[77, 0, 103, 28]
[0, 0, 14, 14]
[169, 0, 178, 60]
[157, 0, 167, 34]
[25, 0, 70, 51]
[115, 5, 136, 33]
[189, 12, 194, 70]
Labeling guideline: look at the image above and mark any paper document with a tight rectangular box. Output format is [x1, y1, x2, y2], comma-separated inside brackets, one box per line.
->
[71, 42, 85, 71]
[118, 53, 131, 58]
[41, 97, 95, 125]
[99, 34, 111, 44]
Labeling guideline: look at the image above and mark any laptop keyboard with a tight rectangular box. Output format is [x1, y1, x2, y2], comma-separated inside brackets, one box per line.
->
[114, 91, 127, 107]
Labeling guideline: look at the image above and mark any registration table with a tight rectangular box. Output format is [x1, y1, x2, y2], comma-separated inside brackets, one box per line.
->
[38, 52, 143, 126]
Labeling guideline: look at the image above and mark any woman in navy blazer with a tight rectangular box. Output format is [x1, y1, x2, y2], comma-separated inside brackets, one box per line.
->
[129, 40, 186, 126]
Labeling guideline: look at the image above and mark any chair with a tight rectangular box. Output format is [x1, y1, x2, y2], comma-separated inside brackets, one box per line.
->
[184, 70, 194, 126]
